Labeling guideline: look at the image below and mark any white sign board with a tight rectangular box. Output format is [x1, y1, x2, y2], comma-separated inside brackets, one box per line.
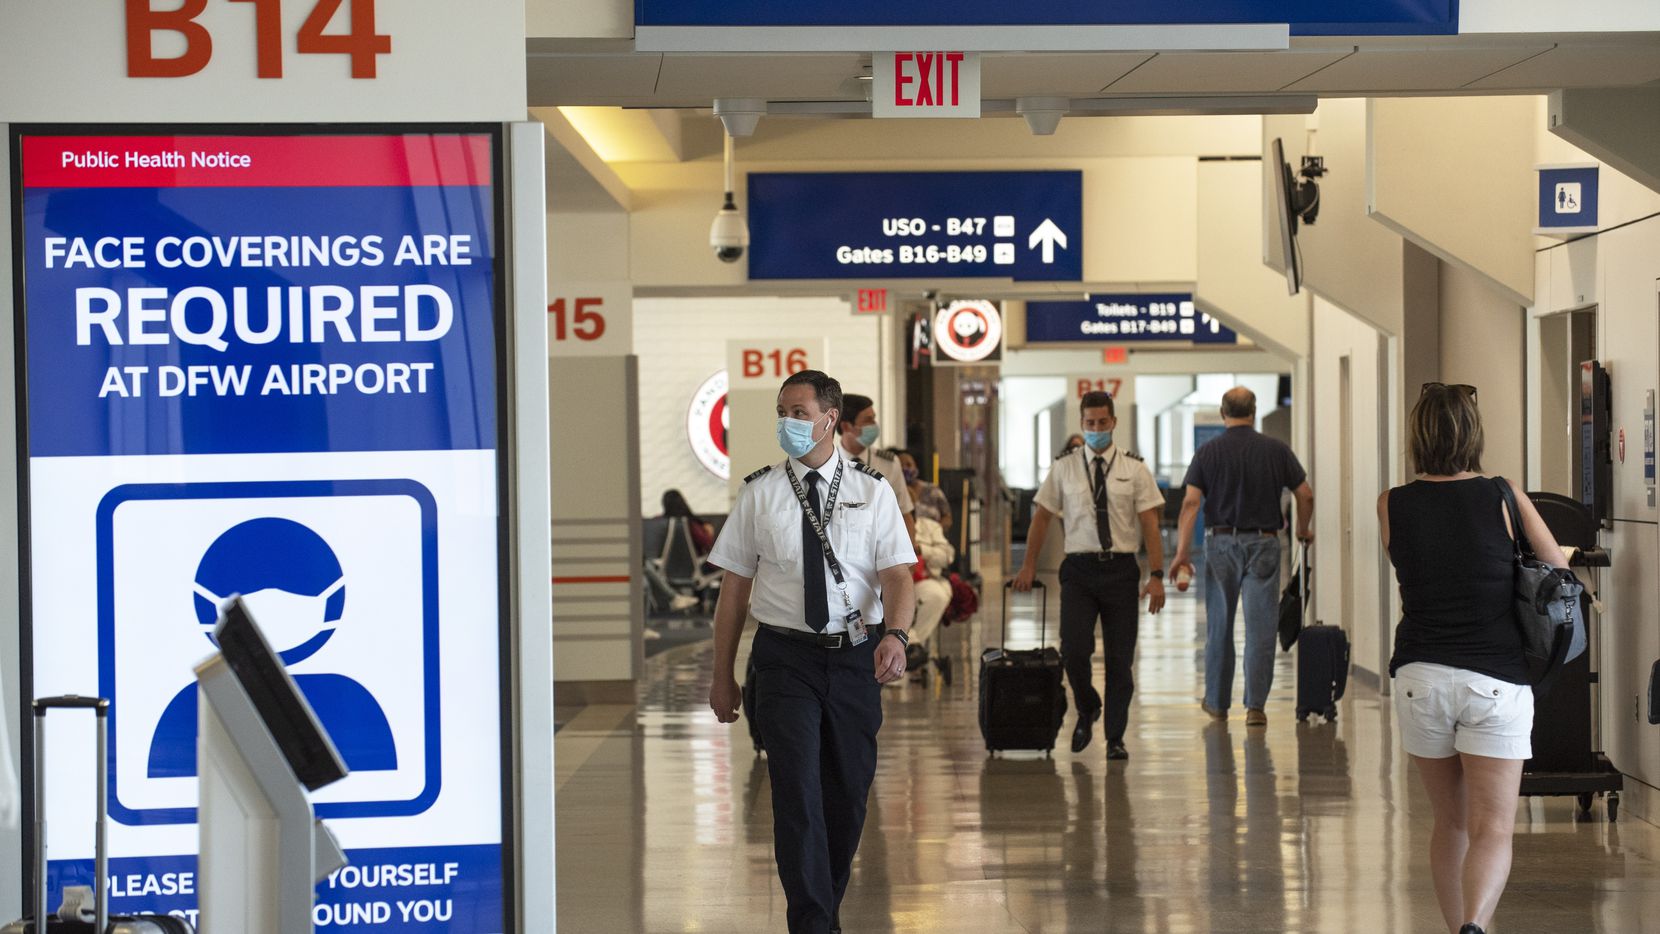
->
[547, 282, 633, 357]
[873, 51, 981, 119]
[725, 338, 828, 495]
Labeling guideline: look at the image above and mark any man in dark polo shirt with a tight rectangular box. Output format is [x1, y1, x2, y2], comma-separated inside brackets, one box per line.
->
[1170, 387, 1313, 728]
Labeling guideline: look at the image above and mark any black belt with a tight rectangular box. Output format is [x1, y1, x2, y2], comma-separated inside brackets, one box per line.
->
[1209, 527, 1276, 536]
[1065, 551, 1136, 561]
[759, 622, 879, 649]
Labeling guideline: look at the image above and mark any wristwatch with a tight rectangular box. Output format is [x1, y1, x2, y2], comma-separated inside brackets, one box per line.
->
[883, 629, 910, 647]
[1148, 570, 1165, 579]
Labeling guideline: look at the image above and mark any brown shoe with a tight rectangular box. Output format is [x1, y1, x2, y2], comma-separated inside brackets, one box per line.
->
[1246, 708, 1267, 728]
[1201, 702, 1227, 721]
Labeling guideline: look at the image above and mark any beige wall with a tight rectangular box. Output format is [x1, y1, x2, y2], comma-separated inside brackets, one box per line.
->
[1438, 262, 1526, 481]
[1195, 159, 1311, 360]
[1311, 296, 1393, 683]
[1531, 194, 1660, 816]
[1266, 101, 1407, 337]
[1369, 96, 1541, 305]
[0, 0, 525, 122]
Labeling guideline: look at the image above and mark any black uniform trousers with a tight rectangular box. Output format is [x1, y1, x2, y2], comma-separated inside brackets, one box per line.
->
[1058, 553, 1142, 745]
[751, 625, 883, 934]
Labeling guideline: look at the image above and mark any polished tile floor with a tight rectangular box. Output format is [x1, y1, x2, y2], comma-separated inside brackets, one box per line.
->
[554, 585, 1660, 932]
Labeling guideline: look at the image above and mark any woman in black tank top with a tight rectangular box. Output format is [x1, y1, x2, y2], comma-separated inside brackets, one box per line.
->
[1379, 383, 1568, 934]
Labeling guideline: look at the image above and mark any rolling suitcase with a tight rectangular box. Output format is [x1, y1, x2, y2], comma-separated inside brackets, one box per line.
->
[1292, 547, 1351, 722]
[4, 697, 194, 934]
[979, 581, 1067, 754]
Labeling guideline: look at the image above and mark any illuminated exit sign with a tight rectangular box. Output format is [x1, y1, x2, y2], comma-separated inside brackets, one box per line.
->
[873, 52, 980, 118]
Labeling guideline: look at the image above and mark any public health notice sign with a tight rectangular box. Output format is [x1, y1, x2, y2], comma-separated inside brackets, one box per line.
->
[13, 130, 510, 931]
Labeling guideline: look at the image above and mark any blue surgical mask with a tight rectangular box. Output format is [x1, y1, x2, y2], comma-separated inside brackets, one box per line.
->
[857, 423, 881, 449]
[777, 415, 828, 459]
[902, 468, 919, 484]
[1084, 429, 1113, 451]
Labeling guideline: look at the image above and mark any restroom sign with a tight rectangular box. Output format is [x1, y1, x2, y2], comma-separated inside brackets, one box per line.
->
[873, 52, 981, 118]
[1535, 163, 1599, 235]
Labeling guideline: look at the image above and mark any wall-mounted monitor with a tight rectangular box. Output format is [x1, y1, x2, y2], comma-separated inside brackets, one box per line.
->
[1271, 137, 1302, 296]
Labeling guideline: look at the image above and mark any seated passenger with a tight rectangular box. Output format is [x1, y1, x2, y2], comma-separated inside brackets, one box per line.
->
[896, 449, 953, 533]
[1380, 382, 1569, 934]
[662, 489, 715, 559]
[909, 515, 956, 684]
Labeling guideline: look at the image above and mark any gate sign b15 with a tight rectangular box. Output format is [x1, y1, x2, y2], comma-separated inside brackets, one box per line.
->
[747, 171, 1083, 282]
[13, 129, 510, 931]
[1026, 295, 1237, 344]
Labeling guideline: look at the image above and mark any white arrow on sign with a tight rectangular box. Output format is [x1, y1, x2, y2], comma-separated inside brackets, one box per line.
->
[1028, 218, 1068, 264]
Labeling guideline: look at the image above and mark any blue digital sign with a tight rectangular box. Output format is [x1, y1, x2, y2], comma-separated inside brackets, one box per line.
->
[638, 0, 1457, 36]
[1026, 295, 1238, 344]
[747, 171, 1083, 282]
[17, 131, 509, 932]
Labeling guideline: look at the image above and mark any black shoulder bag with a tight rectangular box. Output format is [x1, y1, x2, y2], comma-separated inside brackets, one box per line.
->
[1493, 478, 1586, 686]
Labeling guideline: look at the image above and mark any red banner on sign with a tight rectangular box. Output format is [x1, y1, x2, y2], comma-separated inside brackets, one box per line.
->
[22, 135, 493, 189]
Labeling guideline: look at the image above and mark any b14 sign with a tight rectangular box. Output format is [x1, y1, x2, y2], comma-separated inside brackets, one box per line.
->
[873, 52, 980, 119]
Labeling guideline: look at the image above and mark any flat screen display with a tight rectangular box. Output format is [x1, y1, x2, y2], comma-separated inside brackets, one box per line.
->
[12, 127, 511, 932]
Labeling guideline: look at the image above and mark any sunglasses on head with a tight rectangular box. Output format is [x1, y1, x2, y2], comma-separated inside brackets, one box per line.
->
[1421, 382, 1477, 402]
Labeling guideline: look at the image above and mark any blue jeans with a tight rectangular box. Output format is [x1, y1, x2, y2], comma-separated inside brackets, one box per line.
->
[1203, 532, 1281, 711]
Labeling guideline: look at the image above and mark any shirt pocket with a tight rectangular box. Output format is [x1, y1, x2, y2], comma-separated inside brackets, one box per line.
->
[832, 506, 874, 557]
[761, 513, 803, 571]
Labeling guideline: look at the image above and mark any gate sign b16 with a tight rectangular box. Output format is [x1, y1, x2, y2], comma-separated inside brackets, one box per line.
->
[13, 129, 509, 931]
[1026, 295, 1238, 344]
[747, 171, 1082, 282]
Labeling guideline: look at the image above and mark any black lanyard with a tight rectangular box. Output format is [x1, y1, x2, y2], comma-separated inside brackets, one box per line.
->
[1083, 448, 1118, 501]
[783, 459, 856, 616]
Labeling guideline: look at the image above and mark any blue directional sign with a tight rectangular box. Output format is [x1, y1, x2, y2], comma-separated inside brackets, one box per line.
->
[747, 171, 1082, 282]
[638, 0, 1457, 36]
[1537, 164, 1599, 234]
[1026, 295, 1238, 344]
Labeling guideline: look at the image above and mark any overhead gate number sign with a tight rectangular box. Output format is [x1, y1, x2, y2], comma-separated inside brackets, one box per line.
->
[747, 171, 1083, 282]
[13, 129, 510, 932]
[1026, 295, 1238, 344]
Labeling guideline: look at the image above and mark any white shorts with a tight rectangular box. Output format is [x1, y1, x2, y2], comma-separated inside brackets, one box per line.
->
[1393, 662, 1534, 760]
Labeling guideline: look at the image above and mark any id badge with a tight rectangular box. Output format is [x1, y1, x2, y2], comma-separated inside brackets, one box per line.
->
[845, 608, 867, 646]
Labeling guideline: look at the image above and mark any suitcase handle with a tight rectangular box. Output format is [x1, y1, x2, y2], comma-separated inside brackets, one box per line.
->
[31, 696, 109, 934]
[1001, 579, 1048, 649]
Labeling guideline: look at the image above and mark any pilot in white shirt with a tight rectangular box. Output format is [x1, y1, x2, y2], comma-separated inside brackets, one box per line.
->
[1012, 389, 1165, 763]
[705, 369, 916, 934]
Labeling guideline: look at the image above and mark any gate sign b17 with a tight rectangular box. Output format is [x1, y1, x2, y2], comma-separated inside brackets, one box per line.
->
[747, 171, 1083, 282]
[1026, 295, 1238, 344]
[13, 129, 509, 931]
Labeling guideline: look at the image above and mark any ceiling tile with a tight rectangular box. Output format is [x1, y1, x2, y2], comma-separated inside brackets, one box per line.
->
[980, 53, 1152, 97]
[1466, 43, 1660, 90]
[1108, 50, 1352, 94]
[528, 54, 662, 106]
[1282, 47, 1552, 93]
[655, 54, 867, 102]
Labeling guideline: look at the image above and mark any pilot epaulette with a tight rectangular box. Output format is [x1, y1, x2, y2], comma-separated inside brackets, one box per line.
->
[744, 465, 773, 484]
[851, 460, 885, 480]
[1055, 448, 1078, 461]
[1125, 451, 1144, 462]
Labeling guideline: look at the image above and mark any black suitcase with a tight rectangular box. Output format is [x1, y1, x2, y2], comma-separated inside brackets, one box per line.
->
[5, 696, 195, 934]
[1296, 613, 1351, 723]
[979, 581, 1067, 754]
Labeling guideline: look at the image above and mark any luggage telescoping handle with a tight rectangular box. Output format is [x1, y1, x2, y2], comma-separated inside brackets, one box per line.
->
[32, 696, 110, 934]
[1300, 543, 1312, 630]
[1001, 579, 1048, 649]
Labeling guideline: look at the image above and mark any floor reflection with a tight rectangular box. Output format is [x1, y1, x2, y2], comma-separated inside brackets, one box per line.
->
[555, 586, 1660, 932]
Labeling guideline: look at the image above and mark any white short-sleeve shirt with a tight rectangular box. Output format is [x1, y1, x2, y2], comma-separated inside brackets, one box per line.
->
[846, 444, 915, 515]
[1033, 444, 1166, 555]
[708, 451, 917, 634]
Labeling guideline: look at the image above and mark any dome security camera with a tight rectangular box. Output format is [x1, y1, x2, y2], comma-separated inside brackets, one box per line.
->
[710, 193, 749, 264]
